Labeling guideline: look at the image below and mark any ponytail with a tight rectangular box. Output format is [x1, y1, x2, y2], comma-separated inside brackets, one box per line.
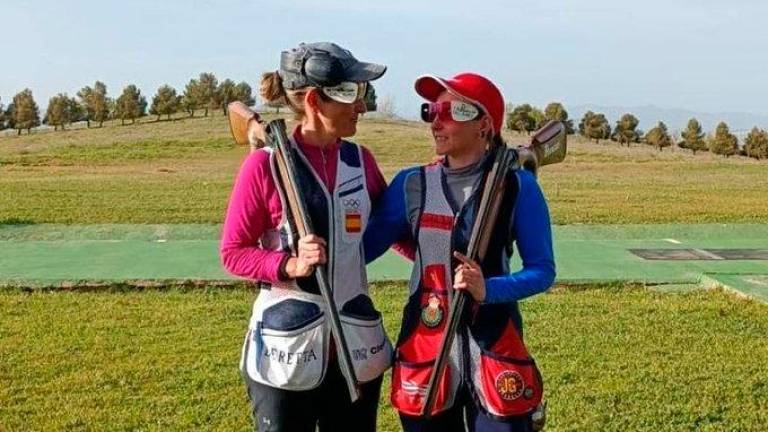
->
[259, 71, 308, 119]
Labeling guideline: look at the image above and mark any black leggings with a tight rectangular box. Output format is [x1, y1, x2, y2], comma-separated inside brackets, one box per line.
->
[242, 360, 383, 432]
[399, 388, 534, 432]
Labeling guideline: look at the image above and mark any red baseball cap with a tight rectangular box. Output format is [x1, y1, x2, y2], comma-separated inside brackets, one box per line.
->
[415, 72, 505, 134]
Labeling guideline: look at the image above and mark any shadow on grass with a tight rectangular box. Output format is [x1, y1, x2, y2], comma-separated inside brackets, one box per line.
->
[0, 218, 38, 225]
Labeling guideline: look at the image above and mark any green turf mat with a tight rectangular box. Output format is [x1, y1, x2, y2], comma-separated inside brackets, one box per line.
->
[2, 224, 767, 300]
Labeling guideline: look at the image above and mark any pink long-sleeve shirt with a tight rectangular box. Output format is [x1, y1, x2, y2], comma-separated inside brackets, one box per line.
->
[220, 127, 387, 283]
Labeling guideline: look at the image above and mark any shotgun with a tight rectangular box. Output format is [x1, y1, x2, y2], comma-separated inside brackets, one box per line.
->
[420, 121, 566, 417]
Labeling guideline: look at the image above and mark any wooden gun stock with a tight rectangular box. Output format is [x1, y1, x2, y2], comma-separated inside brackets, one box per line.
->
[517, 120, 567, 175]
[227, 102, 266, 149]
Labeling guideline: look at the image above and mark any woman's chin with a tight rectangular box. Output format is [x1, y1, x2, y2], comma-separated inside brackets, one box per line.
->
[434, 143, 449, 155]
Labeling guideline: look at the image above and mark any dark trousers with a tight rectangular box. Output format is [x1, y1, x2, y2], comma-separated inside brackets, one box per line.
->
[400, 389, 534, 432]
[242, 360, 383, 432]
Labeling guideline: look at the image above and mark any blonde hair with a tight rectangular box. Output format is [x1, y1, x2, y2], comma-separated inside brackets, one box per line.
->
[259, 72, 309, 120]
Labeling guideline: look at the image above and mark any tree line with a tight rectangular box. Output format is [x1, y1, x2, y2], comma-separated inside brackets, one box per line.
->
[506, 102, 768, 160]
[0, 73, 255, 134]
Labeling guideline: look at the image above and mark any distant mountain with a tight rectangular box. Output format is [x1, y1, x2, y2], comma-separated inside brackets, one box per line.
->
[568, 104, 768, 137]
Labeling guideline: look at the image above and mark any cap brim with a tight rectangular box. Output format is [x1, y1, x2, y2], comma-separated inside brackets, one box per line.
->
[414, 75, 449, 102]
[346, 61, 387, 82]
[415, 74, 484, 108]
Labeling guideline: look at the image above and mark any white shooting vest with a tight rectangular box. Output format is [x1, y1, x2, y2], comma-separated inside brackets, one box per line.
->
[240, 141, 392, 391]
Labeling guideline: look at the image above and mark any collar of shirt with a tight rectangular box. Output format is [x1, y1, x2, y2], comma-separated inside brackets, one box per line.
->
[292, 125, 341, 192]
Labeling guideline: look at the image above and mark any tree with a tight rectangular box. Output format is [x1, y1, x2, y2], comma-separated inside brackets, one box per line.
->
[67, 96, 84, 123]
[115, 84, 147, 125]
[506, 104, 538, 134]
[708, 122, 738, 157]
[45, 93, 75, 130]
[11, 88, 41, 134]
[77, 85, 94, 127]
[78, 82, 109, 128]
[197, 72, 218, 116]
[91, 81, 110, 127]
[235, 81, 255, 107]
[216, 79, 237, 115]
[76, 82, 110, 127]
[612, 113, 640, 146]
[182, 78, 201, 117]
[645, 121, 672, 151]
[543, 102, 575, 134]
[744, 127, 768, 160]
[581, 111, 611, 143]
[364, 83, 377, 112]
[678, 118, 707, 155]
[150, 84, 180, 121]
[0, 97, 5, 131]
[578, 110, 593, 136]
[5, 102, 16, 131]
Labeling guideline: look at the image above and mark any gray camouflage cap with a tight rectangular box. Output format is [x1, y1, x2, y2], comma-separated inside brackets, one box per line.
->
[279, 42, 387, 90]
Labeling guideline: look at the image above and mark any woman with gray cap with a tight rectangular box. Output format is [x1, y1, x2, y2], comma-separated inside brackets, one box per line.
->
[220, 42, 393, 432]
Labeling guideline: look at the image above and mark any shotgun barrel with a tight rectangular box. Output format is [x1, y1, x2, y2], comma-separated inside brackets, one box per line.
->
[266, 119, 362, 402]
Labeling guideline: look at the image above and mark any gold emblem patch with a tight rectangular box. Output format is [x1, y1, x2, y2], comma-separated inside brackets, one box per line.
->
[420, 294, 443, 328]
[495, 370, 524, 401]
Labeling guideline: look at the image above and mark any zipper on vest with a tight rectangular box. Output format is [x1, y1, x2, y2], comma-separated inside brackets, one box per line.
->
[320, 147, 331, 191]
[319, 147, 335, 289]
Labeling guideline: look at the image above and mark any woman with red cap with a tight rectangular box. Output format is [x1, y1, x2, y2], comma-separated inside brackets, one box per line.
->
[220, 42, 394, 432]
[364, 73, 555, 431]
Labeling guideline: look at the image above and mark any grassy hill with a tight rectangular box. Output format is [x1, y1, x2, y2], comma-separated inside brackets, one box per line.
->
[1, 113, 767, 224]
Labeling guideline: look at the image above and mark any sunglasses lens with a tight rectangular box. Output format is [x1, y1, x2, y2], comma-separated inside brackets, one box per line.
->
[322, 81, 363, 104]
[420, 103, 435, 122]
[450, 101, 480, 121]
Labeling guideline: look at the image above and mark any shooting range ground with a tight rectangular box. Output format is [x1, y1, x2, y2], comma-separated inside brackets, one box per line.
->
[2, 223, 766, 302]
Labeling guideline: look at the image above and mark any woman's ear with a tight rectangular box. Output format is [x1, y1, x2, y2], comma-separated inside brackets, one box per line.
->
[305, 89, 321, 113]
[480, 115, 493, 138]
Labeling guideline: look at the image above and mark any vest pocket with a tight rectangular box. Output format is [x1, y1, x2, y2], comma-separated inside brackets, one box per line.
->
[253, 299, 327, 390]
[468, 320, 543, 418]
[340, 314, 393, 383]
[475, 349, 543, 417]
[391, 358, 452, 417]
[391, 288, 455, 416]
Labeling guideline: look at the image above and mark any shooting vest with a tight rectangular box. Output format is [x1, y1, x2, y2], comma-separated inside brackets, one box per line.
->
[390, 160, 544, 420]
[240, 140, 392, 391]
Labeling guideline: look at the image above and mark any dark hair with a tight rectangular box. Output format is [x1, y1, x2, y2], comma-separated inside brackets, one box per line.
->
[491, 132, 505, 148]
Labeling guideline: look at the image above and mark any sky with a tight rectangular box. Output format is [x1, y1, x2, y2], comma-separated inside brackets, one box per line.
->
[3, 0, 768, 120]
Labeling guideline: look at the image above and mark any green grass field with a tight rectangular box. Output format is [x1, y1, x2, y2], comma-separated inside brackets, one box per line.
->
[1, 113, 767, 224]
[2, 283, 767, 431]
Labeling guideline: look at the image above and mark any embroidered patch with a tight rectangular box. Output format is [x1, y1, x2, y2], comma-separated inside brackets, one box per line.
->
[420, 294, 444, 328]
[345, 212, 362, 233]
[495, 370, 524, 401]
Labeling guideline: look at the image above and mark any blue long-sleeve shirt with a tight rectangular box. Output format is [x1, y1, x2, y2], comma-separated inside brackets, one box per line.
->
[364, 164, 555, 304]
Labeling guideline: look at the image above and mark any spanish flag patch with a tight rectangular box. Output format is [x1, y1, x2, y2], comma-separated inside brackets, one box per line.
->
[345, 213, 362, 233]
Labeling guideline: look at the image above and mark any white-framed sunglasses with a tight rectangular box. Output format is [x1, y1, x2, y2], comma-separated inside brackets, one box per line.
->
[420, 100, 483, 123]
[321, 81, 368, 104]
